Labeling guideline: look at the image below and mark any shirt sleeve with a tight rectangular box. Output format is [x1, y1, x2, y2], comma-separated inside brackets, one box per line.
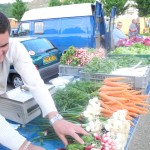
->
[117, 30, 126, 39]
[11, 40, 57, 117]
[112, 29, 126, 45]
[0, 115, 26, 150]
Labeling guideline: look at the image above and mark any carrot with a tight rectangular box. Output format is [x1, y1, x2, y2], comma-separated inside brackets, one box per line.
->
[126, 115, 134, 121]
[125, 103, 149, 112]
[100, 107, 113, 115]
[130, 90, 142, 95]
[129, 121, 135, 126]
[124, 93, 143, 101]
[99, 100, 111, 110]
[124, 106, 148, 115]
[104, 77, 126, 82]
[104, 81, 131, 89]
[134, 101, 150, 107]
[99, 85, 126, 92]
[99, 92, 124, 108]
[109, 96, 127, 101]
[128, 112, 139, 118]
[136, 95, 149, 100]
[100, 113, 112, 118]
[104, 91, 124, 96]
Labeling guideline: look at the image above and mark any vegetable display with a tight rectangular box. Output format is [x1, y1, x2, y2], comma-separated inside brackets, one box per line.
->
[116, 36, 150, 47]
[98, 77, 149, 123]
[110, 42, 150, 55]
[82, 56, 150, 73]
[60, 46, 105, 66]
[30, 78, 149, 150]
[53, 81, 102, 112]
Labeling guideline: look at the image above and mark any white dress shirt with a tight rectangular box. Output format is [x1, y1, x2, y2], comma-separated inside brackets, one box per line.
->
[0, 38, 57, 149]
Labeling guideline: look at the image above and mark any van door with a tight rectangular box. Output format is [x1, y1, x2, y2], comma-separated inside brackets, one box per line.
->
[15, 22, 31, 37]
[93, 1, 106, 49]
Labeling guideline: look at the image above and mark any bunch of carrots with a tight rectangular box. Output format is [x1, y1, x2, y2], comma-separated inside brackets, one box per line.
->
[98, 77, 150, 125]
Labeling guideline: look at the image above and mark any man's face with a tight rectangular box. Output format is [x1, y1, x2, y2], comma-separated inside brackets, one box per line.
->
[0, 31, 9, 63]
[117, 23, 122, 29]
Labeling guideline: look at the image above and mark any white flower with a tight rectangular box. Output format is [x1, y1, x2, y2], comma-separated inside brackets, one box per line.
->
[83, 111, 89, 117]
[86, 126, 91, 132]
[105, 124, 112, 131]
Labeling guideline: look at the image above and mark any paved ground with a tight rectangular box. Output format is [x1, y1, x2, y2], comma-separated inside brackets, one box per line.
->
[127, 95, 150, 150]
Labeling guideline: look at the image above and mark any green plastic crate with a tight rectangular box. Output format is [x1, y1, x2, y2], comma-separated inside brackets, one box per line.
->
[59, 65, 83, 77]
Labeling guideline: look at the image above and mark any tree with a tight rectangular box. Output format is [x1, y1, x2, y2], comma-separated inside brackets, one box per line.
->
[49, 0, 62, 6]
[0, 4, 13, 18]
[133, 0, 150, 17]
[49, 0, 95, 6]
[100, 0, 129, 16]
[11, 0, 27, 21]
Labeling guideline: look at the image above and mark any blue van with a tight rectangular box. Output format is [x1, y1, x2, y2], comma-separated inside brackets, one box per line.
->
[13, 2, 116, 52]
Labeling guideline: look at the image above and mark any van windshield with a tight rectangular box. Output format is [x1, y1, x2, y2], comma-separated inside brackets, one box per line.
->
[21, 38, 55, 54]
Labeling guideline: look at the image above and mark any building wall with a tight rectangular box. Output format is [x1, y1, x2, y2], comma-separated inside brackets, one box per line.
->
[9, 18, 18, 29]
[115, 17, 150, 35]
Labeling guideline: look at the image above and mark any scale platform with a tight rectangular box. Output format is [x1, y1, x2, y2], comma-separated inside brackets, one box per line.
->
[0, 84, 55, 125]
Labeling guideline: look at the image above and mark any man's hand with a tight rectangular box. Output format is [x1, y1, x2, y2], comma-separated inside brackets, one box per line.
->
[52, 119, 89, 146]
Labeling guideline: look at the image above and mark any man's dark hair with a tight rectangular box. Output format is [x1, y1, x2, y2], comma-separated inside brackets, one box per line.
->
[0, 12, 10, 34]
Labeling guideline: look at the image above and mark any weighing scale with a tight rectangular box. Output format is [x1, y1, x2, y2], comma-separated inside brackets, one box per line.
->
[0, 84, 55, 125]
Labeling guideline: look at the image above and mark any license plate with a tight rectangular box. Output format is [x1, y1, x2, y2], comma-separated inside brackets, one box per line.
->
[43, 55, 56, 64]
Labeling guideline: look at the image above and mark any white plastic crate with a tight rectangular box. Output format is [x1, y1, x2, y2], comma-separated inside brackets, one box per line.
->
[59, 65, 83, 77]
[79, 67, 150, 93]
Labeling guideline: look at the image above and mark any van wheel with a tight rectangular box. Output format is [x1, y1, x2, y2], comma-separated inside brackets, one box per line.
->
[12, 74, 24, 88]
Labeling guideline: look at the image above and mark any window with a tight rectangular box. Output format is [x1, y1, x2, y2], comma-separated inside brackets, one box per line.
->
[18, 22, 30, 36]
[34, 22, 44, 34]
[22, 39, 54, 54]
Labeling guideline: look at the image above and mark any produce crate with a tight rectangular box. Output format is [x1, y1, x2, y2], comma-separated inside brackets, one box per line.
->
[79, 67, 150, 93]
[59, 65, 83, 77]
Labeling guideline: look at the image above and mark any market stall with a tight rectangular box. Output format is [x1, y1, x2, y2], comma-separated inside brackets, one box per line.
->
[1, 37, 150, 150]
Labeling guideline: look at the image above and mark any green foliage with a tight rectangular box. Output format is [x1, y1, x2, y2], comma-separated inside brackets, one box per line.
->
[69, 0, 95, 4]
[11, 0, 27, 21]
[49, 0, 62, 6]
[83, 57, 117, 73]
[82, 135, 94, 145]
[0, 4, 13, 18]
[66, 143, 84, 150]
[53, 80, 101, 112]
[49, 0, 95, 6]
[133, 0, 150, 17]
[60, 46, 79, 66]
[66, 135, 97, 150]
[100, 0, 128, 16]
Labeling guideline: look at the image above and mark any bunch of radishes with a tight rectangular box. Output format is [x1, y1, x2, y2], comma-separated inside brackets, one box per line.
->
[100, 132, 117, 150]
[61, 46, 105, 66]
[79, 48, 105, 66]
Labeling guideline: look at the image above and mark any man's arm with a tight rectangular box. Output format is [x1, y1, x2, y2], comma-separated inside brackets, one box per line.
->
[0, 114, 26, 149]
[117, 30, 126, 39]
[12, 40, 88, 146]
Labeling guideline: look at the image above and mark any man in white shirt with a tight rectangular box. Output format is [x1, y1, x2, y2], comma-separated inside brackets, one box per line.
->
[0, 12, 88, 150]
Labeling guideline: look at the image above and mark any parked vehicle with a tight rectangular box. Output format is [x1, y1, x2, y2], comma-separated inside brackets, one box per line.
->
[10, 28, 17, 37]
[12, 2, 116, 52]
[8, 37, 61, 87]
